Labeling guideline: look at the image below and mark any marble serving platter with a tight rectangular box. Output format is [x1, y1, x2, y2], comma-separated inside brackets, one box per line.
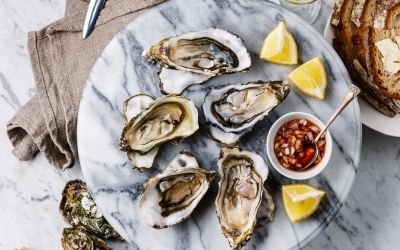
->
[77, 0, 362, 249]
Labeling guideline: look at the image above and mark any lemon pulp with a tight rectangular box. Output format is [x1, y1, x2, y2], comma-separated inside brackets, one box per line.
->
[282, 184, 325, 223]
[260, 21, 298, 65]
[287, 57, 328, 99]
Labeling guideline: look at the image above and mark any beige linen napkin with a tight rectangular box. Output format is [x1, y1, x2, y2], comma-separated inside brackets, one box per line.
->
[7, 0, 165, 170]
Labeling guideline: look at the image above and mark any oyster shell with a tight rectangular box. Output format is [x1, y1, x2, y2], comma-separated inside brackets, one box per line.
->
[123, 94, 154, 122]
[202, 81, 290, 144]
[215, 147, 269, 249]
[61, 228, 111, 250]
[158, 68, 212, 95]
[60, 180, 121, 240]
[139, 151, 215, 228]
[123, 94, 159, 171]
[119, 95, 199, 154]
[256, 188, 276, 228]
[143, 28, 251, 94]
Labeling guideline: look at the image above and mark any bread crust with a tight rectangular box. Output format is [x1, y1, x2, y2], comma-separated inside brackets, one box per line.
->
[385, 3, 400, 29]
[331, 0, 346, 26]
[354, 0, 375, 73]
[351, 0, 367, 27]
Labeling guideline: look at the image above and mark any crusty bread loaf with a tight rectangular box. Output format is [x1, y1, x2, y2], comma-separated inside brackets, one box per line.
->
[354, 0, 400, 108]
[330, 0, 400, 116]
[370, 28, 400, 99]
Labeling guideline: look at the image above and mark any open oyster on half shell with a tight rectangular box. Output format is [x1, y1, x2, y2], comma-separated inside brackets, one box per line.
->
[202, 80, 290, 144]
[139, 151, 215, 229]
[60, 180, 121, 240]
[119, 95, 199, 171]
[123, 94, 158, 171]
[143, 28, 251, 94]
[61, 228, 111, 250]
[215, 147, 269, 249]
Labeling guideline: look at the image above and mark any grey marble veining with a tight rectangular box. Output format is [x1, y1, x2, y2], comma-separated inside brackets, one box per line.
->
[78, 0, 360, 249]
[0, 0, 399, 250]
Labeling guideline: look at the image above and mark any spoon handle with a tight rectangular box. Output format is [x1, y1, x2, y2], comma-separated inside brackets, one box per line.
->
[314, 84, 361, 142]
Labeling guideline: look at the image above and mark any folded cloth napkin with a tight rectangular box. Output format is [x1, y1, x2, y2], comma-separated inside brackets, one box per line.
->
[7, 0, 165, 170]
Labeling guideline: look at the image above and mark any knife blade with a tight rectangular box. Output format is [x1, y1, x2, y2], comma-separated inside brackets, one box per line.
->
[82, 0, 106, 39]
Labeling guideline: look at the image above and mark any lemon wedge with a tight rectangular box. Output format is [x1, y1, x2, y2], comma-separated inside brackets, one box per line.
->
[287, 57, 328, 100]
[260, 21, 298, 65]
[282, 184, 325, 223]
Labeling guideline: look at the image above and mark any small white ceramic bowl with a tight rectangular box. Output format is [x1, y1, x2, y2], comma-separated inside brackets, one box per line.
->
[266, 112, 332, 180]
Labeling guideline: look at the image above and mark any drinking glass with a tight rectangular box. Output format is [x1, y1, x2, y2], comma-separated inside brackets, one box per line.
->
[278, 0, 321, 23]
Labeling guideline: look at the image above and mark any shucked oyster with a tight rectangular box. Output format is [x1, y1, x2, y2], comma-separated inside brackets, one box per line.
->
[60, 180, 121, 240]
[143, 28, 251, 94]
[216, 147, 269, 249]
[139, 151, 215, 228]
[122, 94, 159, 171]
[203, 81, 290, 144]
[61, 228, 111, 250]
[119, 95, 199, 171]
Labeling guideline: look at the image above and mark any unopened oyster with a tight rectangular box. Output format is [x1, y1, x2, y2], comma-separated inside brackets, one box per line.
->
[60, 180, 121, 240]
[119, 95, 199, 171]
[61, 228, 111, 250]
[139, 151, 215, 228]
[215, 147, 269, 249]
[143, 28, 251, 94]
[203, 81, 290, 144]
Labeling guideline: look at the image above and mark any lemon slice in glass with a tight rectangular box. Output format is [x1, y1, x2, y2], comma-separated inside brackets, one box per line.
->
[282, 184, 325, 223]
[260, 21, 298, 65]
[287, 57, 327, 100]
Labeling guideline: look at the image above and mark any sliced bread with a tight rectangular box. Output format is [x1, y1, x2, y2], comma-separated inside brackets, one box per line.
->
[355, 1, 400, 90]
[335, 0, 356, 69]
[370, 28, 400, 99]
[332, 0, 400, 115]
[350, 0, 367, 27]
[358, 0, 400, 69]
[354, 0, 376, 73]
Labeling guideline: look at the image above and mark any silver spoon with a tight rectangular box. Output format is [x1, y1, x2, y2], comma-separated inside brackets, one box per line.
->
[299, 84, 361, 171]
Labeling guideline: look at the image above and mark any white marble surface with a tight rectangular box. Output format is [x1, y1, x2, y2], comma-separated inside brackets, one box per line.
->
[0, 0, 398, 250]
[78, 0, 361, 249]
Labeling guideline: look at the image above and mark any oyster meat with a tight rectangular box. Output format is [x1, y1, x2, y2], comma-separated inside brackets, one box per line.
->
[120, 95, 199, 171]
[143, 28, 251, 94]
[215, 147, 269, 249]
[203, 81, 290, 144]
[61, 228, 111, 250]
[60, 180, 121, 240]
[139, 151, 215, 228]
